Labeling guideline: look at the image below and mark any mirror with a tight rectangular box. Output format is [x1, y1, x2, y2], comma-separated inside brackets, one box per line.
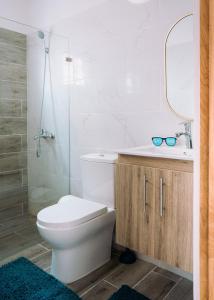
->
[165, 14, 194, 120]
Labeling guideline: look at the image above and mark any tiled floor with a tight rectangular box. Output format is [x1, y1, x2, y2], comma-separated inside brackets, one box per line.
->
[0, 212, 193, 300]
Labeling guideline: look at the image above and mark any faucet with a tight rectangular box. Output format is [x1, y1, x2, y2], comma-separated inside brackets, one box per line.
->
[34, 129, 55, 140]
[176, 121, 193, 149]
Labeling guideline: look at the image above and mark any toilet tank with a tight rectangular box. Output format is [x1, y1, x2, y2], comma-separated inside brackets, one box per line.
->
[80, 153, 118, 208]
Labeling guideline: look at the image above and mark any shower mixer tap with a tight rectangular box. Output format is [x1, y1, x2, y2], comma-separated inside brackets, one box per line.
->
[34, 129, 55, 140]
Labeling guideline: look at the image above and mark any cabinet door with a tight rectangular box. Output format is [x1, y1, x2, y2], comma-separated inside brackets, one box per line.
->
[154, 169, 193, 272]
[115, 163, 155, 256]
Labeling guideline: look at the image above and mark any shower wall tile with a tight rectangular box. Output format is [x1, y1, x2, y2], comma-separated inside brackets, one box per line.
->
[21, 135, 27, 151]
[0, 82, 27, 100]
[0, 43, 26, 65]
[0, 28, 27, 214]
[0, 28, 26, 49]
[0, 136, 22, 154]
[0, 62, 27, 82]
[0, 171, 23, 194]
[0, 100, 22, 117]
[0, 117, 27, 135]
[21, 101, 27, 116]
[0, 152, 27, 173]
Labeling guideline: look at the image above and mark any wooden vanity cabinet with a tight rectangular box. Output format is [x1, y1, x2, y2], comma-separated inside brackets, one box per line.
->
[115, 155, 193, 273]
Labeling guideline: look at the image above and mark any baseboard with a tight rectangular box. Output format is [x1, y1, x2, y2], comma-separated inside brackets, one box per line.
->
[112, 244, 193, 281]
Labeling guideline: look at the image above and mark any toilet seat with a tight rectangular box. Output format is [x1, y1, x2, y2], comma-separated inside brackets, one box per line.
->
[37, 195, 107, 229]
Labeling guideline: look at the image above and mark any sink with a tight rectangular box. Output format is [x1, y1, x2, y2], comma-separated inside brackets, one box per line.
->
[117, 145, 193, 161]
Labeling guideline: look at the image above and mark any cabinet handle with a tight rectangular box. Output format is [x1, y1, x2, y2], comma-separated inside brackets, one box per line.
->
[144, 175, 148, 214]
[160, 177, 164, 217]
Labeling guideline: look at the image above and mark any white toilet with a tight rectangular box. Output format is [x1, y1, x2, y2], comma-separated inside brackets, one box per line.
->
[36, 153, 117, 284]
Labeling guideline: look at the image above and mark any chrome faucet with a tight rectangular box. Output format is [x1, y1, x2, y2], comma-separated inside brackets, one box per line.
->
[176, 121, 193, 149]
[34, 129, 55, 140]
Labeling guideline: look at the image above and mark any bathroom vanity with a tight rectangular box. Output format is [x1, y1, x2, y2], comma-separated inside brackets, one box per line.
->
[115, 148, 193, 273]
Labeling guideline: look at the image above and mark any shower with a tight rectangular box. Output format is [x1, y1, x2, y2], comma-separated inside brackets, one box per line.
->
[34, 30, 55, 158]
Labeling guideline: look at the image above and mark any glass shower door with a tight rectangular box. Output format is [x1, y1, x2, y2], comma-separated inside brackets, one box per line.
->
[27, 32, 70, 215]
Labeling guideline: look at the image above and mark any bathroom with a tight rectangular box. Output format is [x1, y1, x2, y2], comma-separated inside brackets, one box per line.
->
[0, 0, 211, 299]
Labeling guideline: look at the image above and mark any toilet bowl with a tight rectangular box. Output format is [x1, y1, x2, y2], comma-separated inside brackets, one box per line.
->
[36, 153, 117, 283]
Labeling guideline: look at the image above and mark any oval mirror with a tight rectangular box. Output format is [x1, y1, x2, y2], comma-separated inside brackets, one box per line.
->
[165, 14, 194, 120]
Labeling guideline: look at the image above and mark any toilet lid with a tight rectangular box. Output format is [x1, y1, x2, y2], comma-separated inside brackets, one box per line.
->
[37, 196, 108, 229]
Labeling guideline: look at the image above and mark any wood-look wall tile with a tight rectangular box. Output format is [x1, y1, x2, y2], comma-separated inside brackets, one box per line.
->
[0, 204, 23, 223]
[0, 82, 26, 100]
[0, 135, 21, 154]
[0, 189, 27, 210]
[0, 118, 26, 135]
[0, 100, 21, 117]
[0, 28, 26, 48]
[0, 171, 22, 194]
[21, 135, 27, 151]
[0, 62, 26, 82]
[0, 43, 26, 65]
[21, 100, 27, 116]
[0, 152, 27, 172]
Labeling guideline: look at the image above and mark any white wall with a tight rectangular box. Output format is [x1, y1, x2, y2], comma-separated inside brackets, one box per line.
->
[52, 0, 193, 196]
[0, 0, 29, 24]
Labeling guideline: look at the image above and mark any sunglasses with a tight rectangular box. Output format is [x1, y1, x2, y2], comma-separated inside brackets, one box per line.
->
[152, 137, 177, 147]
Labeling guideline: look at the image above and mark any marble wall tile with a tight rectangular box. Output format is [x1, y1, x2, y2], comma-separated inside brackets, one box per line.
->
[0, 117, 27, 135]
[0, 43, 26, 65]
[0, 100, 22, 117]
[0, 135, 21, 154]
[0, 28, 26, 49]
[0, 62, 27, 82]
[0, 82, 27, 100]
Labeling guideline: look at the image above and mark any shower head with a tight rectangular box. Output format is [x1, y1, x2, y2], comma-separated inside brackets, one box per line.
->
[37, 31, 45, 39]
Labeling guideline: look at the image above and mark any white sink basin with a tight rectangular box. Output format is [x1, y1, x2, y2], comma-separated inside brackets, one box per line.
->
[117, 145, 193, 161]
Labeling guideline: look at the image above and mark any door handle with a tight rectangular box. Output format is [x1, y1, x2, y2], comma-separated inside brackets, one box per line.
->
[144, 175, 148, 214]
[160, 177, 164, 217]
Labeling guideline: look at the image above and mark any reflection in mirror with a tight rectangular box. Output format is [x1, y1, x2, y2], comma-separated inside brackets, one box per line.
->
[165, 14, 194, 120]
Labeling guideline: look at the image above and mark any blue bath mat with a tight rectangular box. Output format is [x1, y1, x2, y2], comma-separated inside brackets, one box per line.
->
[0, 257, 81, 300]
[109, 285, 150, 300]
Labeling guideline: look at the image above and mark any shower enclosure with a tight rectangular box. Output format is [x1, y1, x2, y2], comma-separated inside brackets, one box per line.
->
[0, 17, 70, 217]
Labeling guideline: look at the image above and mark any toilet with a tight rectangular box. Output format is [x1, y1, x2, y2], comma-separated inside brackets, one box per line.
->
[36, 153, 117, 284]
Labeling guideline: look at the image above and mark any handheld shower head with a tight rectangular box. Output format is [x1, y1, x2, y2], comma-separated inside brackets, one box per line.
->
[37, 31, 45, 39]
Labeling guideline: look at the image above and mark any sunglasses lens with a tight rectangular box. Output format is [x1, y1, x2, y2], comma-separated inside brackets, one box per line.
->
[152, 137, 163, 146]
[166, 137, 177, 147]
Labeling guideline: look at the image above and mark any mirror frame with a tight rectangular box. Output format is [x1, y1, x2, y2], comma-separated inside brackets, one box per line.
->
[164, 13, 194, 121]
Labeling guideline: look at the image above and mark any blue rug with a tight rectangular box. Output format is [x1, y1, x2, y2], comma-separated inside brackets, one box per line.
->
[109, 285, 150, 300]
[0, 257, 81, 300]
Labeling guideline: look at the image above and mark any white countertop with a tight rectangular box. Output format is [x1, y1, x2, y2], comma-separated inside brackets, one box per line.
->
[117, 145, 194, 161]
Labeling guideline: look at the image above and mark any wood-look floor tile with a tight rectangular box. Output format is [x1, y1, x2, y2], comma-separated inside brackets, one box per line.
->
[0, 233, 37, 260]
[153, 267, 181, 283]
[105, 259, 155, 288]
[68, 256, 120, 294]
[0, 243, 48, 266]
[165, 278, 193, 300]
[81, 280, 117, 300]
[135, 271, 176, 300]
[40, 241, 51, 250]
[31, 251, 52, 270]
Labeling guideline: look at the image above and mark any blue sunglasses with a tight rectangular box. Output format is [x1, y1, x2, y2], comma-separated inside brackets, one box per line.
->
[152, 137, 177, 147]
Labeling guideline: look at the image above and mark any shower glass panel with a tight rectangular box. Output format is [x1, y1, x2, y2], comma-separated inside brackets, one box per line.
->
[0, 17, 70, 217]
